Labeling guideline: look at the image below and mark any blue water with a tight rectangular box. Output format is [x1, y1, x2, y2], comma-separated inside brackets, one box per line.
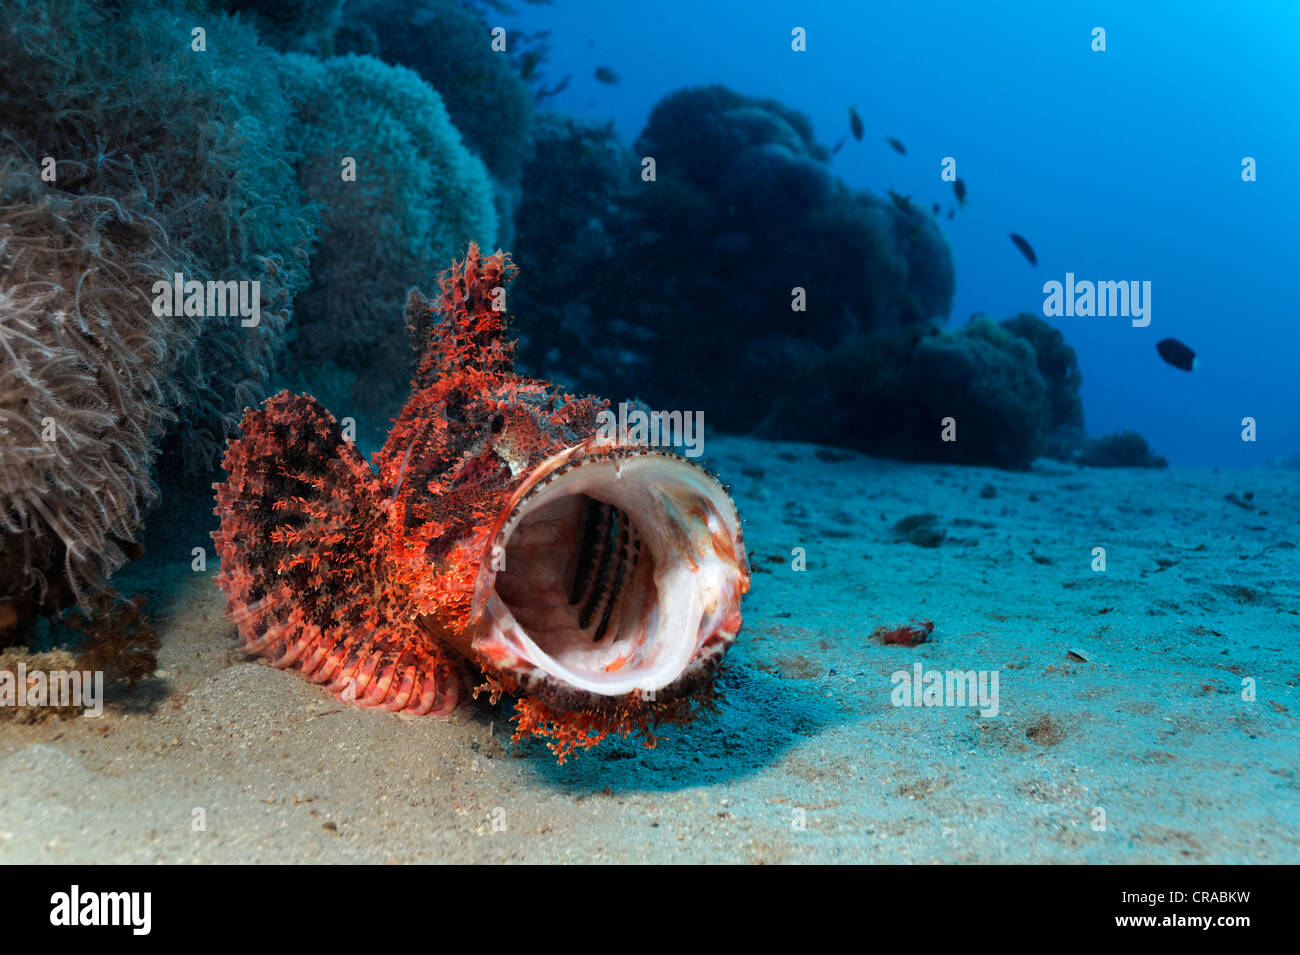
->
[512, 0, 1299, 468]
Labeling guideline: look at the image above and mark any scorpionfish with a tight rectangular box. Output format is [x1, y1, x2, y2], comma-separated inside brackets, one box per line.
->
[212, 245, 750, 761]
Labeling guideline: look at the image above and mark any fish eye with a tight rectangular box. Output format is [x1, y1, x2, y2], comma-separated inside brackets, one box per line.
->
[490, 412, 506, 435]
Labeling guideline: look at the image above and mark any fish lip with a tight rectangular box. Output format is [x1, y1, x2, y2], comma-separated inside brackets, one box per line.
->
[469, 439, 749, 706]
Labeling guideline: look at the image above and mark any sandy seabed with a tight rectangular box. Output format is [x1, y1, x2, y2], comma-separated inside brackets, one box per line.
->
[1, 436, 1296, 863]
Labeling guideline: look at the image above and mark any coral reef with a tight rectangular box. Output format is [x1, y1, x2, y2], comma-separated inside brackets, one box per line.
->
[220, 0, 344, 55]
[511, 90, 1154, 472]
[906, 317, 1052, 469]
[275, 51, 497, 434]
[0, 0, 314, 628]
[0, 591, 156, 722]
[510, 89, 954, 434]
[766, 316, 1055, 470]
[510, 113, 640, 388]
[336, 0, 533, 247]
[629, 84, 954, 352]
[998, 312, 1087, 461]
[999, 312, 1083, 431]
[1078, 430, 1169, 469]
[0, 649, 83, 723]
[769, 309, 1169, 471]
[758, 323, 929, 458]
[633, 85, 829, 191]
[63, 591, 160, 689]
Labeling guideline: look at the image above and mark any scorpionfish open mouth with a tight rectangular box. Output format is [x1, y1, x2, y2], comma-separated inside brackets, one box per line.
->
[470, 444, 749, 713]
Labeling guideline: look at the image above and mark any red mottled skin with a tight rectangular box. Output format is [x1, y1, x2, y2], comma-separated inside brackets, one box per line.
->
[212, 245, 739, 760]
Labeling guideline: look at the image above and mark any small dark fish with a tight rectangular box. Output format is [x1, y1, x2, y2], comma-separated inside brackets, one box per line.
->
[831, 135, 847, 155]
[594, 66, 619, 84]
[932, 202, 940, 215]
[1009, 233, 1037, 266]
[537, 75, 571, 101]
[1156, 338, 1197, 371]
[953, 177, 966, 205]
[947, 208, 954, 219]
[849, 106, 864, 141]
[885, 137, 906, 154]
[887, 189, 913, 213]
[518, 51, 542, 81]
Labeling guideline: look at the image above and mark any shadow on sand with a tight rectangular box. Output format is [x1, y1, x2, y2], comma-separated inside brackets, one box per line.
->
[503, 662, 851, 793]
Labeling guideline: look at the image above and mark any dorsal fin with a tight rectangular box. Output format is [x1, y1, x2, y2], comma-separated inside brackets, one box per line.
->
[406, 242, 518, 390]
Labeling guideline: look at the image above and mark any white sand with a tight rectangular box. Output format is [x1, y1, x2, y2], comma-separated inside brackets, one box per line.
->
[1, 436, 1296, 863]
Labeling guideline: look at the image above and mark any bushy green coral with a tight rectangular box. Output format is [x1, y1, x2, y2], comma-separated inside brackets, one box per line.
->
[220, 0, 343, 54]
[276, 52, 497, 425]
[338, 0, 533, 245]
[0, 0, 314, 613]
[1, 1, 315, 463]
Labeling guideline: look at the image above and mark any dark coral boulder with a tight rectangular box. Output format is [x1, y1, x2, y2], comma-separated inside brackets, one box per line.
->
[764, 317, 1055, 471]
[1000, 313, 1084, 431]
[336, 0, 533, 246]
[511, 87, 955, 436]
[1078, 431, 1169, 469]
[633, 85, 829, 194]
[509, 113, 650, 394]
[905, 318, 1053, 470]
